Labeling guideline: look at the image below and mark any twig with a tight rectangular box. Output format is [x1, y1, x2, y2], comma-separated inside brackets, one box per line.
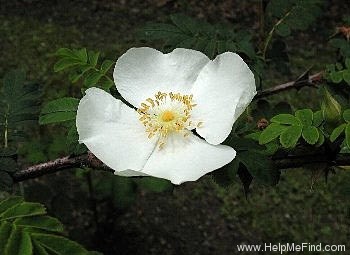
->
[12, 152, 112, 182]
[273, 153, 348, 169]
[12, 150, 350, 183]
[255, 72, 323, 99]
[11, 72, 327, 182]
[262, 9, 294, 59]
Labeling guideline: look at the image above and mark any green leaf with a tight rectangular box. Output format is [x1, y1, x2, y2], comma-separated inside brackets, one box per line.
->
[135, 177, 173, 192]
[0, 202, 46, 221]
[280, 126, 302, 148]
[139, 23, 182, 40]
[0, 197, 95, 255]
[54, 48, 114, 89]
[100, 78, 114, 91]
[276, 22, 291, 37]
[39, 97, 79, 125]
[315, 132, 325, 147]
[244, 131, 261, 141]
[238, 151, 279, 185]
[264, 141, 280, 155]
[55, 48, 76, 58]
[138, 14, 255, 61]
[330, 124, 346, 142]
[1, 70, 42, 144]
[14, 216, 64, 233]
[66, 125, 87, 155]
[170, 14, 195, 34]
[203, 39, 217, 59]
[343, 109, 350, 122]
[0, 221, 12, 254]
[236, 37, 256, 58]
[259, 123, 288, 144]
[271, 114, 300, 125]
[100, 60, 115, 74]
[88, 50, 100, 67]
[0, 158, 18, 173]
[266, 0, 323, 34]
[5, 228, 32, 255]
[0, 148, 17, 157]
[302, 126, 319, 145]
[212, 159, 240, 188]
[330, 71, 343, 83]
[345, 58, 350, 69]
[40, 97, 79, 115]
[53, 58, 82, 72]
[343, 70, 350, 84]
[0, 197, 23, 214]
[75, 48, 88, 63]
[295, 109, 313, 126]
[0, 172, 13, 191]
[32, 233, 88, 255]
[32, 241, 49, 255]
[345, 124, 350, 148]
[39, 112, 77, 125]
[69, 65, 92, 83]
[230, 136, 263, 151]
[3, 70, 26, 98]
[83, 71, 103, 87]
[336, 62, 343, 71]
[313, 110, 323, 127]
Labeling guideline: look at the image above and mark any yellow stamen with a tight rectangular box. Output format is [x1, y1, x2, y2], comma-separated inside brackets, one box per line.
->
[137, 91, 202, 149]
[161, 110, 175, 122]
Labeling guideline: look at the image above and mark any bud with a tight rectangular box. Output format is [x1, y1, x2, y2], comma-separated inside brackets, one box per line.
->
[257, 118, 269, 130]
[321, 87, 342, 125]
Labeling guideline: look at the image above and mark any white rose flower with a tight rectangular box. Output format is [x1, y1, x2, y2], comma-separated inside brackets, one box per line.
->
[76, 47, 256, 184]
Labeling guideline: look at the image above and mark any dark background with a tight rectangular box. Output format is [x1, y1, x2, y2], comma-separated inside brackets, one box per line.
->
[1, 0, 350, 254]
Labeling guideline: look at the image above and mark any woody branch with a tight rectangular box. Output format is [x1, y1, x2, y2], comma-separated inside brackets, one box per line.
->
[12, 71, 337, 182]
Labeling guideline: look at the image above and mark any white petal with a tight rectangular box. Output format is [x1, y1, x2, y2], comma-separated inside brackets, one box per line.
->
[142, 133, 236, 185]
[114, 47, 210, 107]
[191, 52, 256, 145]
[76, 87, 157, 172]
[115, 170, 149, 177]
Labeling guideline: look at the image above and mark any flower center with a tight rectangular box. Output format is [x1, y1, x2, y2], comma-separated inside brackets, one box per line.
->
[137, 91, 202, 149]
[161, 110, 175, 122]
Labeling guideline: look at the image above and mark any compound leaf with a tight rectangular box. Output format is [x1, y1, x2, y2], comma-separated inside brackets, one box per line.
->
[280, 126, 302, 148]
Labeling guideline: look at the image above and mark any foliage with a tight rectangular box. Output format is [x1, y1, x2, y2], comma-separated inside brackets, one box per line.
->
[0, 70, 42, 145]
[330, 38, 350, 58]
[266, 0, 323, 37]
[39, 97, 80, 125]
[325, 58, 350, 84]
[0, 196, 99, 255]
[54, 48, 115, 90]
[0, 148, 17, 191]
[3, 2, 350, 254]
[0, 70, 41, 190]
[39, 96, 87, 155]
[43, 9, 350, 197]
[262, 0, 324, 65]
[329, 16, 350, 59]
[138, 14, 256, 60]
[330, 109, 350, 147]
[259, 109, 324, 148]
[212, 136, 279, 194]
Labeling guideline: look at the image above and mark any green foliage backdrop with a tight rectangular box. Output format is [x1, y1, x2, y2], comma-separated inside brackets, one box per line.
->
[1, 0, 350, 254]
